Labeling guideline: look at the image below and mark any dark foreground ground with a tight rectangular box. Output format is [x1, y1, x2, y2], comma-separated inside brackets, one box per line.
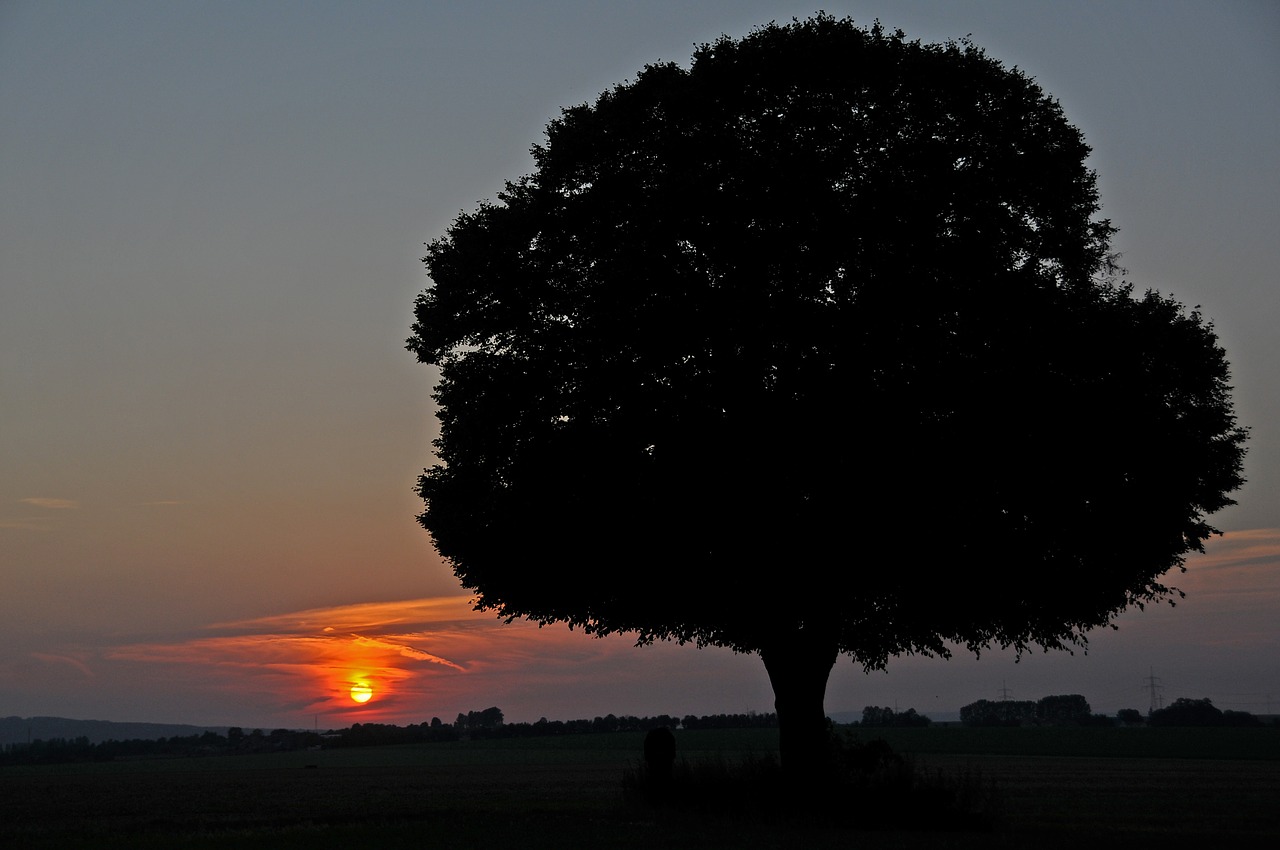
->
[2, 727, 1277, 849]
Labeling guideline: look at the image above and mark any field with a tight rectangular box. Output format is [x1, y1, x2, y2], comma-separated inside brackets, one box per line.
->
[2, 727, 1277, 848]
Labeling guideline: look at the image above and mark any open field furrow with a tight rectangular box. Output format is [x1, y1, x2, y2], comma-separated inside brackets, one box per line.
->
[3, 728, 1276, 848]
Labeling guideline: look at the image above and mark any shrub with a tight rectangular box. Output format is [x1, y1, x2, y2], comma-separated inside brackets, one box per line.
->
[623, 727, 999, 832]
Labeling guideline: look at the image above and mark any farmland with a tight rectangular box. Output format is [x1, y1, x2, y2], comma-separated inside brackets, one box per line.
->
[2, 726, 1277, 848]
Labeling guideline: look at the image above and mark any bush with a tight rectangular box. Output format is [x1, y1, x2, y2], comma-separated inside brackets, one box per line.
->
[1149, 698, 1224, 727]
[624, 727, 999, 832]
[860, 706, 933, 727]
[960, 699, 1037, 727]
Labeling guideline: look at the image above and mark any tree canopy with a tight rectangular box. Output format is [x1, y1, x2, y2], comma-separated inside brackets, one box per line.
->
[408, 15, 1246, 767]
[1148, 697, 1224, 727]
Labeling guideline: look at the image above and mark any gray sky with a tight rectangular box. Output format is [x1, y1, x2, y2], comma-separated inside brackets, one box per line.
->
[2, 1, 1277, 728]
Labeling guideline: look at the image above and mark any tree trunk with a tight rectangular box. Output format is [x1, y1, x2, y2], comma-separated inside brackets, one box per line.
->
[760, 628, 839, 782]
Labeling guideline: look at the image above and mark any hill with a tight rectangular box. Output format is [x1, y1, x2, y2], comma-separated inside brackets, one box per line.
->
[0, 716, 229, 746]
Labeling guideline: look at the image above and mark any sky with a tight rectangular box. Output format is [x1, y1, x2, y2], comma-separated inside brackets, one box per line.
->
[2, 1, 1277, 731]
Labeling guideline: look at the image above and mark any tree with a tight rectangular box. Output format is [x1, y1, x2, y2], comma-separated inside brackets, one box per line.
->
[456, 706, 505, 733]
[861, 706, 895, 728]
[861, 706, 931, 728]
[1222, 709, 1262, 727]
[408, 16, 1246, 777]
[1149, 697, 1225, 727]
[1116, 708, 1144, 726]
[1036, 694, 1091, 726]
[959, 699, 1037, 727]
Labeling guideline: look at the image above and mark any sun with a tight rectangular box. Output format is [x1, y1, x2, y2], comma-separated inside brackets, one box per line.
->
[350, 683, 373, 704]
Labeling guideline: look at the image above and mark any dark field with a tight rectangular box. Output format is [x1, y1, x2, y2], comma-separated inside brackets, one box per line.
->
[3, 727, 1277, 848]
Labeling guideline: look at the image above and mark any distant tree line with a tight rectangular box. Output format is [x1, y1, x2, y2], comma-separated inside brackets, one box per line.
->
[5, 698, 1269, 764]
[0, 709, 780, 764]
[439, 710, 777, 740]
[959, 694, 1268, 728]
[0, 727, 323, 766]
[323, 721, 460, 748]
[857, 706, 932, 728]
[1147, 698, 1264, 728]
[960, 695, 1112, 727]
[455, 706, 505, 731]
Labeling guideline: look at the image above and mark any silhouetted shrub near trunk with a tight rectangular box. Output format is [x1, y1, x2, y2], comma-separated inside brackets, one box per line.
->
[641, 727, 678, 795]
[623, 729, 999, 833]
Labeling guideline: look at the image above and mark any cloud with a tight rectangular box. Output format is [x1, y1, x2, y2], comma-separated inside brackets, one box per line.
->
[16, 532, 1279, 729]
[1088, 529, 1280, 657]
[105, 597, 551, 723]
[1188, 527, 1280, 568]
[19, 497, 79, 509]
[1177, 528, 1280, 597]
[350, 635, 466, 670]
[0, 517, 55, 531]
[86, 595, 716, 727]
[2, 497, 80, 530]
[211, 596, 487, 633]
[30, 652, 94, 677]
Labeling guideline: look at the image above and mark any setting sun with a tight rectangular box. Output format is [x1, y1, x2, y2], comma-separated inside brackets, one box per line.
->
[350, 684, 373, 703]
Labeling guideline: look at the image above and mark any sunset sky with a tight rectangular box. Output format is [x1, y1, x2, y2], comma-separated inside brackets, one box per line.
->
[2, 1, 1277, 731]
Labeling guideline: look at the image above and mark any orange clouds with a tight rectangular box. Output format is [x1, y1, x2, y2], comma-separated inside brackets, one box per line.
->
[1161, 528, 1280, 648]
[210, 596, 486, 634]
[31, 529, 1276, 729]
[2, 497, 80, 531]
[1169, 528, 1280, 601]
[349, 635, 465, 669]
[102, 595, 666, 726]
[18, 497, 79, 509]
[29, 652, 95, 678]
[107, 597, 496, 723]
[1185, 527, 1280, 570]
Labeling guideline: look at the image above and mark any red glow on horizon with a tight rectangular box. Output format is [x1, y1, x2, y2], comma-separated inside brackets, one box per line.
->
[102, 595, 654, 726]
[106, 597, 495, 725]
[86, 530, 1280, 728]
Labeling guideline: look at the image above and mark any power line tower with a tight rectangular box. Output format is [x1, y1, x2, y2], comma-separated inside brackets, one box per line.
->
[1143, 667, 1164, 715]
[998, 680, 1013, 702]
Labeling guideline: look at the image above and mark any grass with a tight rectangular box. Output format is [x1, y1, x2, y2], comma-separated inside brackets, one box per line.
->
[2, 727, 1277, 849]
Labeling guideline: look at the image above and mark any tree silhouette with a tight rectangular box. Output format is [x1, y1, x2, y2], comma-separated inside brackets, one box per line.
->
[1148, 697, 1225, 727]
[408, 16, 1246, 777]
